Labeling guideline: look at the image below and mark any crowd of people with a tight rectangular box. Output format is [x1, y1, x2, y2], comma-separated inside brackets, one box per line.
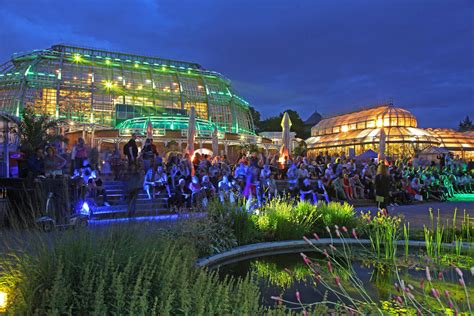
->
[22, 133, 474, 216]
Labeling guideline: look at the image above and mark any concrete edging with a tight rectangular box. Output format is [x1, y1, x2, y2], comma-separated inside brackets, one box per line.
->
[196, 238, 472, 267]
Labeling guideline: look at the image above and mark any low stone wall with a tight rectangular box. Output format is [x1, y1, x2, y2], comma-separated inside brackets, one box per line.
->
[197, 239, 465, 268]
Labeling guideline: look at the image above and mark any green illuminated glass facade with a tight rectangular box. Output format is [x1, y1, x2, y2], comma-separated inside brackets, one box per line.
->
[0, 44, 255, 135]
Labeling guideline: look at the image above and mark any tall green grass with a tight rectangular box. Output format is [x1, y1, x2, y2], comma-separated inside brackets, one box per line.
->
[0, 227, 265, 315]
[254, 199, 320, 241]
[315, 202, 357, 229]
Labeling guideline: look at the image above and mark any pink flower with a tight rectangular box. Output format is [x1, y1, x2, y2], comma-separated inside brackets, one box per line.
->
[352, 228, 358, 239]
[420, 278, 425, 289]
[335, 229, 341, 237]
[303, 236, 312, 245]
[313, 232, 320, 240]
[395, 296, 403, 305]
[300, 253, 312, 265]
[342, 226, 348, 233]
[271, 296, 282, 301]
[430, 288, 440, 298]
[323, 249, 329, 258]
[325, 226, 331, 233]
[408, 284, 414, 291]
[444, 290, 450, 298]
[296, 291, 301, 301]
[438, 272, 443, 280]
[455, 267, 463, 278]
[284, 268, 292, 275]
[426, 267, 432, 281]
[330, 244, 337, 251]
[327, 261, 333, 273]
[459, 278, 465, 287]
[303, 311, 308, 316]
[335, 276, 341, 286]
[448, 300, 454, 309]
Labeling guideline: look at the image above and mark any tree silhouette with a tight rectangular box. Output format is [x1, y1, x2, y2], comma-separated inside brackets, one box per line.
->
[18, 107, 67, 155]
[459, 116, 474, 132]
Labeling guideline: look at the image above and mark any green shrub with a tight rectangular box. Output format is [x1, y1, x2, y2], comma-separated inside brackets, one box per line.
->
[206, 198, 262, 246]
[255, 199, 319, 241]
[315, 202, 357, 229]
[0, 226, 265, 315]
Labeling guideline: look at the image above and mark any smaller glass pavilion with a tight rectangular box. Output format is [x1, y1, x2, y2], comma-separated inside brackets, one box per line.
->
[307, 104, 442, 157]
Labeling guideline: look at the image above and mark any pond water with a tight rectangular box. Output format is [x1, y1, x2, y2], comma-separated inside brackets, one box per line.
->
[216, 250, 473, 310]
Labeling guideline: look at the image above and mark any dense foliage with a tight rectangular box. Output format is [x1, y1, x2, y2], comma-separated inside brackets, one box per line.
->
[206, 198, 358, 245]
[0, 226, 267, 315]
[18, 106, 66, 155]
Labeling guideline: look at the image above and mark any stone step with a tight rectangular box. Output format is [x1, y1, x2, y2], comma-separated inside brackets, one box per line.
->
[91, 205, 171, 219]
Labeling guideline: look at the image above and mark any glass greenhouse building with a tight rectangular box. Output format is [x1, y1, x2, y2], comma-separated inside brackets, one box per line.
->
[0, 44, 255, 136]
[306, 104, 474, 159]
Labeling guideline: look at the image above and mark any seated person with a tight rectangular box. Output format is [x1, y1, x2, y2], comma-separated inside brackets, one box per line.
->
[201, 175, 216, 199]
[314, 179, 330, 204]
[155, 166, 171, 199]
[71, 168, 86, 202]
[143, 166, 172, 200]
[234, 162, 248, 190]
[287, 164, 299, 197]
[188, 176, 206, 208]
[44, 146, 66, 178]
[342, 173, 354, 200]
[170, 178, 191, 208]
[218, 175, 236, 204]
[350, 174, 365, 199]
[143, 167, 158, 200]
[87, 170, 110, 207]
[299, 178, 317, 204]
[332, 175, 347, 200]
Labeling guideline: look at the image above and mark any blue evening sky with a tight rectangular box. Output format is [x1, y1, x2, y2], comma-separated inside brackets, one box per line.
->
[0, 0, 472, 127]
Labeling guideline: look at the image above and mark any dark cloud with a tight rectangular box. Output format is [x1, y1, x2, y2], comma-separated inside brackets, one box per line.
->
[0, 0, 472, 127]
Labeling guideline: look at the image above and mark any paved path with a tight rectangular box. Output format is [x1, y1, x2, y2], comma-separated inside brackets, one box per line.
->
[354, 201, 474, 228]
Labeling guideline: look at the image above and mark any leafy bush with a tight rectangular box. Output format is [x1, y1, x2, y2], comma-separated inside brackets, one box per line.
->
[0, 226, 265, 315]
[173, 211, 238, 256]
[206, 198, 262, 246]
[315, 202, 357, 229]
[255, 199, 320, 241]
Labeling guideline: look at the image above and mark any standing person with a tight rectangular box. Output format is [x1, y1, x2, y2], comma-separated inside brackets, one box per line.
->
[126, 164, 143, 218]
[140, 138, 157, 173]
[110, 145, 123, 181]
[89, 146, 100, 171]
[71, 137, 88, 172]
[124, 133, 138, 168]
[375, 164, 391, 211]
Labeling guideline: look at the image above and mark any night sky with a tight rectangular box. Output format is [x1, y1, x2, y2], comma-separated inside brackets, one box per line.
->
[0, 0, 472, 128]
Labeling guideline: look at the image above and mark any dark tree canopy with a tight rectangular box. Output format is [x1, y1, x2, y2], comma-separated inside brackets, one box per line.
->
[256, 109, 309, 139]
[248, 106, 262, 132]
[459, 116, 474, 132]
